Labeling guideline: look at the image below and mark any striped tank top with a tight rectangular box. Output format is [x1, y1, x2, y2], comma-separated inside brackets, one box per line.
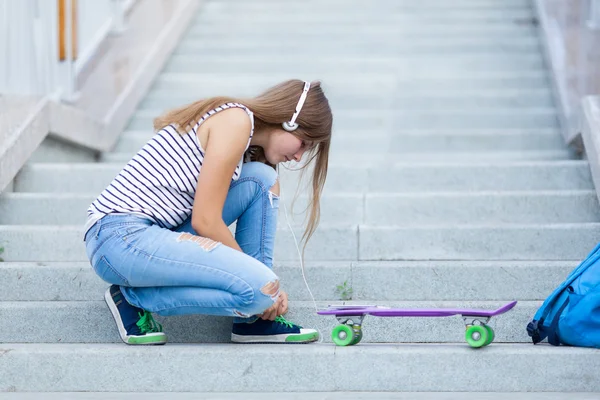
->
[84, 103, 254, 236]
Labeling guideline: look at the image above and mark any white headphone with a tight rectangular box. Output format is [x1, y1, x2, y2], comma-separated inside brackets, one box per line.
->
[282, 81, 311, 132]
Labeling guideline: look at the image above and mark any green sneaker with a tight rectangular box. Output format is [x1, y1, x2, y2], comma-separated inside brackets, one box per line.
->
[231, 315, 319, 343]
[105, 285, 167, 345]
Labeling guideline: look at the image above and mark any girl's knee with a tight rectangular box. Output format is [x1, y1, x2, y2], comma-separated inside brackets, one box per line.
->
[242, 274, 280, 316]
[242, 162, 278, 190]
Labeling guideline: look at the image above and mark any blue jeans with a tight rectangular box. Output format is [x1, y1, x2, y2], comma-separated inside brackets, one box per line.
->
[84, 162, 280, 323]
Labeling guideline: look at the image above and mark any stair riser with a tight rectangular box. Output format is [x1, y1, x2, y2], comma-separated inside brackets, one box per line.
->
[151, 74, 550, 89]
[0, 195, 362, 225]
[175, 38, 541, 55]
[135, 91, 554, 114]
[163, 55, 545, 74]
[28, 137, 98, 163]
[0, 262, 575, 301]
[189, 25, 540, 38]
[1, 225, 599, 261]
[201, 0, 531, 10]
[359, 225, 600, 260]
[0, 301, 547, 344]
[1, 344, 599, 392]
[366, 193, 600, 224]
[149, 76, 551, 94]
[138, 94, 555, 111]
[197, 7, 534, 18]
[113, 131, 565, 154]
[102, 151, 573, 164]
[13, 163, 594, 193]
[0, 226, 357, 262]
[129, 106, 558, 131]
[2, 192, 598, 225]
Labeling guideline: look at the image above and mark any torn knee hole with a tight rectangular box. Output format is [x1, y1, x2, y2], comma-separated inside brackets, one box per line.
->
[260, 279, 280, 299]
[268, 180, 280, 208]
[176, 232, 220, 252]
[269, 179, 280, 197]
[234, 310, 251, 318]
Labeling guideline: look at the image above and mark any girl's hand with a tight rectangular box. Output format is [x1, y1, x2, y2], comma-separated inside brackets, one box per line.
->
[259, 290, 288, 320]
[277, 290, 288, 316]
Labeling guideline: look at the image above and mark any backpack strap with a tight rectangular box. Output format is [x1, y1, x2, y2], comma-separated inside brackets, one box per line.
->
[547, 296, 570, 346]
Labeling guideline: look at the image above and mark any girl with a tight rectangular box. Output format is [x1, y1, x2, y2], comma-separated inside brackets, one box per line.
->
[83, 79, 333, 345]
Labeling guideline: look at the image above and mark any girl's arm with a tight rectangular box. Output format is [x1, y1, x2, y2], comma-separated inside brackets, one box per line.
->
[191, 108, 252, 251]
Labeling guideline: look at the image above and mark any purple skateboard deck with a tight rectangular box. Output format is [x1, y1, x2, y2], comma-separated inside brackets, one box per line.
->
[317, 301, 517, 318]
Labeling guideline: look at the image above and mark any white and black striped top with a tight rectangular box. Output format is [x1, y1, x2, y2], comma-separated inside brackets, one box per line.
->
[84, 103, 254, 235]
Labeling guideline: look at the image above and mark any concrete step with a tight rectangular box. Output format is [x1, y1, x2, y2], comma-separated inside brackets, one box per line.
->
[194, 12, 536, 25]
[151, 71, 550, 89]
[4, 190, 596, 226]
[175, 37, 541, 55]
[0, 300, 544, 344]
[114, 130, 565, 154]
[188, 23, 540, 39]
[358, 223, 600, 261]
[0, 193, 355, 226]
[150, 71, 550, 92]
[201, 0, 532, 12]
[143, 85, 552, 111]
[0, 343, 598, 392]
[0, 260, 576, 302]
[1, 223, 599, 262]
[2, 393, 598, 400]
[130, 107, 558, 130]
[27, 137, 98, 163]
[101, 150, 573, 164]
[0, 224, 356, 262]
[162, 54, 545, 74]
[364, 191, 600, 225]
[13, 161, 594, 193]
[133, 89, 554, 117]
[213, 0, 531, 7]
[198, 3, 534, 19]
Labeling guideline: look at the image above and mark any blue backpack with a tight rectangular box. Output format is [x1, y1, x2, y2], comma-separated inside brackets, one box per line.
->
[527, 242, 600, 348]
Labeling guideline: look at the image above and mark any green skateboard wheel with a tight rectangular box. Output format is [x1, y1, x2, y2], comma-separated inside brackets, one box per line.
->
[484, 325, 495, 346]
[465, 325, 489, 348]
[332, 324, 355, 346]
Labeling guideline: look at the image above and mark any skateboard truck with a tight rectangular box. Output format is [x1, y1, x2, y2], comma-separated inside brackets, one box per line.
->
[462, 315, 490, 327]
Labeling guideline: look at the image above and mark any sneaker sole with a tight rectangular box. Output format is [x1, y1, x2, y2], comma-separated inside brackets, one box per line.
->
[231, 331, 319, 344]
[104, 287, 168, 346]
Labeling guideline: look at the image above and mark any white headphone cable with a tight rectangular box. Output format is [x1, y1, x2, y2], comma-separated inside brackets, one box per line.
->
[277, 165, 324, 343]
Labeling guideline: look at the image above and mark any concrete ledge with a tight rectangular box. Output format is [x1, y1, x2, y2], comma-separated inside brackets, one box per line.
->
[533, 0, 579, 144]
[100, 0, 201, 152]
[0, 96, 51, 193]
[581, 96, 600, 207]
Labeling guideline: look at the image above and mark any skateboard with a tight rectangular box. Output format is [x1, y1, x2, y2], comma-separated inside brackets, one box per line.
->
[317, 301, 517, 348]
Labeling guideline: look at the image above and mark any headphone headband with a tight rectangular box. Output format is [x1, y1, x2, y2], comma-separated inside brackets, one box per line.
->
[282, 81, 310, 132]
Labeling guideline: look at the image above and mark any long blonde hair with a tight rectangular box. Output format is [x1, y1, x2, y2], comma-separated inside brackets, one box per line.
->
[154, 79, 333, 252]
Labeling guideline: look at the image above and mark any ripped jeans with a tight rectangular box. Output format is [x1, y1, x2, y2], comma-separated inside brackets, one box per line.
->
[83, 162, 280, 323]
